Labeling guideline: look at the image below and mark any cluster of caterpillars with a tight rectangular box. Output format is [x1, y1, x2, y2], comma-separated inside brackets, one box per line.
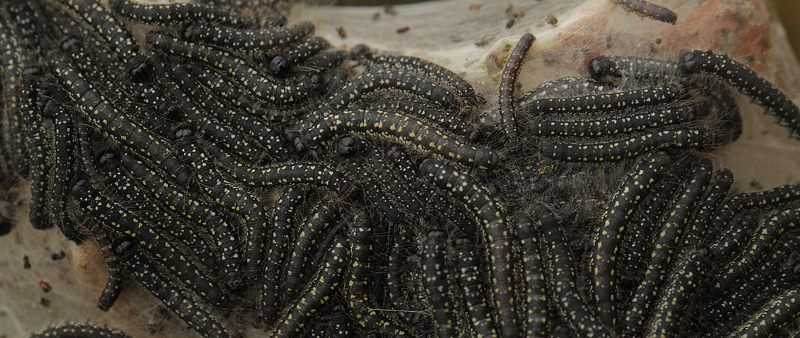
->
[2, 1, 800, 338]
[491, 30, 800, 337]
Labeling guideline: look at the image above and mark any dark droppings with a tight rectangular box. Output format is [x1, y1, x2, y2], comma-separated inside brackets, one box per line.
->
[51, 251, 66, 261]
[5, 1, 800, 338]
